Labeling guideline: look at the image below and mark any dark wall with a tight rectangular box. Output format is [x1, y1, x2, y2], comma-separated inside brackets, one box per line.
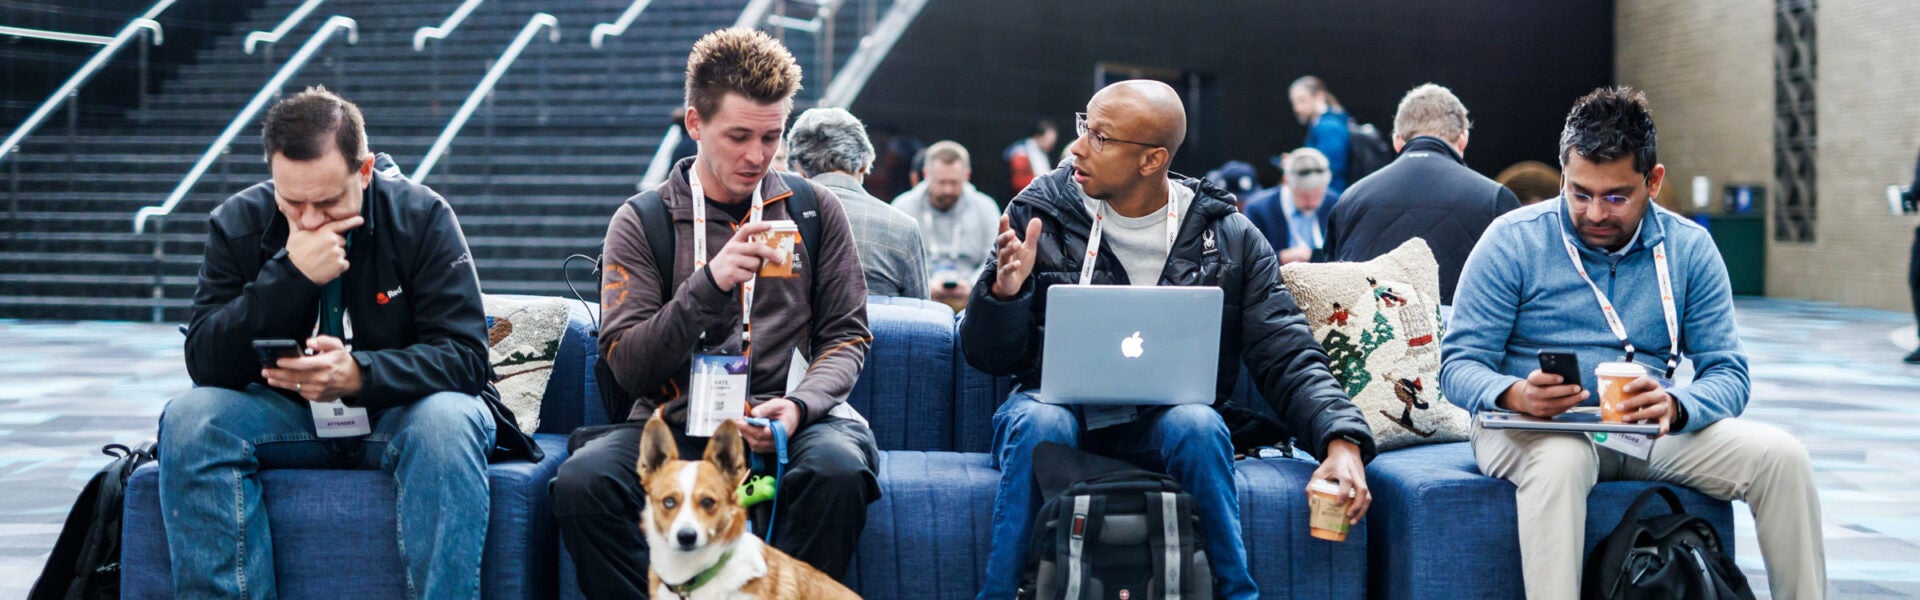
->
[1, 0, 251, 126]
[851, 0, 1614, 202]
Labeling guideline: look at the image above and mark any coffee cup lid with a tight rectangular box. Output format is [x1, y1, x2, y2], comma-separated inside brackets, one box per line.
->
[1307, 479, 1342, 495]
[763, 219, 799, 231]
[1595, 361, 1646, 378]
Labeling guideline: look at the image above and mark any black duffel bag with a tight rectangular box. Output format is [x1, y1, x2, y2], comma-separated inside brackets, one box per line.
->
[1583, 486, 1756, 600]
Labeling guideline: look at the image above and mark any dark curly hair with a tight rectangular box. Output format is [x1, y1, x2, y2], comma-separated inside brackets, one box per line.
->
[1558, 86, 1658, 175]
[684, 28, 802, 120]
[261, 86, 368, 171]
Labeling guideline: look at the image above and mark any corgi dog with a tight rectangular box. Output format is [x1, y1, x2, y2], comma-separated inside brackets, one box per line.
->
[636, 418, 860, 599]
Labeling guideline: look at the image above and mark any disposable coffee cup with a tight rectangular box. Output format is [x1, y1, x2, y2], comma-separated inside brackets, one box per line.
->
[1595, 361, 1646, 423]
[758, 220, 800, 278]
[1306, 479, 1350, 542]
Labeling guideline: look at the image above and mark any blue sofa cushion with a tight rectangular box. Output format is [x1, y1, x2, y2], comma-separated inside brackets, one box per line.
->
[1365, 442, 1735, 599]
[848, 301, 959, 452]
[849, 451, 1000, 598]
[530, 298, 601, 433]
[1237, 456, 1369, 598]
[123, 434, 570, 599]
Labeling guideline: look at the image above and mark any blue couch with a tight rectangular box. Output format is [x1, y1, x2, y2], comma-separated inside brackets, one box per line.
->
[122, 295, 1735, 599]
[121, 298, 603, 599]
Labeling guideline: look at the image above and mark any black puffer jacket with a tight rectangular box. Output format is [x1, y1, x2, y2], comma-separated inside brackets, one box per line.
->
[186, 154, 540, 462]
[959, 164, 1377, 463]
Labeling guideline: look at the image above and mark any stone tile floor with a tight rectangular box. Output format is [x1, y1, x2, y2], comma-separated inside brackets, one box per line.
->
[1, 297, 1917, 598]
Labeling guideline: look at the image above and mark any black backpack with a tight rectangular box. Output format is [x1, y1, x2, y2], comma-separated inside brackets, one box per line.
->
[1345, 121, 1395, 183]
[1021, 442, 1212, 600]
[30, 442, 156, 600]
[1583, 486, 1756, 600]
[591, 173, 823, 422]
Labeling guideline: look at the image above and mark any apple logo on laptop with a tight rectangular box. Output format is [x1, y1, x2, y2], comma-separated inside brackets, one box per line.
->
[1121, 332, 1144, 358]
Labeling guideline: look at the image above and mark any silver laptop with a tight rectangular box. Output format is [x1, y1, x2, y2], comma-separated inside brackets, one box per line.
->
[1036, 285, 1223, 405]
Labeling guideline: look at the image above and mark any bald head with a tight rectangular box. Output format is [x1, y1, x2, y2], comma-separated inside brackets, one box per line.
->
[1091, 80, 1187, 155]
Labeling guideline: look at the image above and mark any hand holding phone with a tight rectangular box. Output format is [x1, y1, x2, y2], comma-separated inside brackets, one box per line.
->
[1501, 351, 1590, 418]
[253, 338, 312, 367]
[1536, 351, 1582, 387]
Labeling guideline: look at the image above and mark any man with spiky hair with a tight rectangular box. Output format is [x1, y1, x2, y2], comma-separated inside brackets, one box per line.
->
[550, 28, 878, 597]
[1442, 87, 1826, 599]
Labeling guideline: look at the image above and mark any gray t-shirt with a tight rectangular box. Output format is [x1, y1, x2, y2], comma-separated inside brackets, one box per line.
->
[1084, 183, 1194, 286]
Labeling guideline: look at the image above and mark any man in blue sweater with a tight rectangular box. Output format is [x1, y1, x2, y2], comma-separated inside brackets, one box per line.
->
[1441, 87, 1825, 599]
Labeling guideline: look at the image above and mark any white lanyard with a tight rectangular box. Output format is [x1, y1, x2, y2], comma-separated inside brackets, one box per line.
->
[1557, 215, 1680, 379]
[1079, 195, 1180, 285]
[688, 169, 766, 350]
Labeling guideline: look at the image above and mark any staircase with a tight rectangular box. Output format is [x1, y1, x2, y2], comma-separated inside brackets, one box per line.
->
[1, 0, 900, 322]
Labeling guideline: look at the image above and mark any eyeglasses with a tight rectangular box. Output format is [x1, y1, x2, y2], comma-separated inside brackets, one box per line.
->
[1563, 178, 1646, 211]
[1075, 112, 1161, 153]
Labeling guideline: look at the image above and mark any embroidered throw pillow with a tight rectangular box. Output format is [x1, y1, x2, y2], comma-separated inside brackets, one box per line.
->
[1279, 238, 1469, 451]
[481, 295, 570, 433]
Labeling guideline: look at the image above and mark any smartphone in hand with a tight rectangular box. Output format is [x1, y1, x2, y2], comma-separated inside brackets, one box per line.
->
[1536, 351, 1582, 387]
[253, 339, 311, 367]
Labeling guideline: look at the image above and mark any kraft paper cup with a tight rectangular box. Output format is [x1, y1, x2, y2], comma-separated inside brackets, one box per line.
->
[1307, 479, 1350, 542]
[758, 220, 800, 278]
[1595, 361, 1646, 423]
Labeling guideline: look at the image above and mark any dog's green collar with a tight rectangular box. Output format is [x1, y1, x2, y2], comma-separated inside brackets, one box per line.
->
[664, 549, 732, 598]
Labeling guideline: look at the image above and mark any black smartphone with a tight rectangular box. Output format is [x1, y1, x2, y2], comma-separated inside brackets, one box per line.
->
[253, 339, 310, 367]
[1536, 351, 1582, 386]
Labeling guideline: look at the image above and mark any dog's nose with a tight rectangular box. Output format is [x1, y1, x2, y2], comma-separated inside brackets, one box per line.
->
[676, 529, 698, 549]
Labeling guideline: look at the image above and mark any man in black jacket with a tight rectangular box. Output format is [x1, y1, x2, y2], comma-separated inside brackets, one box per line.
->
[156, 87, 534, 599]
[961, 80, 1376, 600]
[1324, 83, 1519, 304]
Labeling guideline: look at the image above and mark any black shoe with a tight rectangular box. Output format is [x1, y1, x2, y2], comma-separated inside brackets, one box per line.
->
[1905, 348, 1920, 364]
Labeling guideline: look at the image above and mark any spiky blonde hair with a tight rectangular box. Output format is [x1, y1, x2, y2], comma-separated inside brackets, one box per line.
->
[684, 28, 802, 119]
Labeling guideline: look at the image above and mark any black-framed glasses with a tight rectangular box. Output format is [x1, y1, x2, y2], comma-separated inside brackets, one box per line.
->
[1075, 112, 1160, 153]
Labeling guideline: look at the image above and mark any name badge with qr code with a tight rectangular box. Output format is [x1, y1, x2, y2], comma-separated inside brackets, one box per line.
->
[310, 399, 371, 438]
[687, 353, 750, 438]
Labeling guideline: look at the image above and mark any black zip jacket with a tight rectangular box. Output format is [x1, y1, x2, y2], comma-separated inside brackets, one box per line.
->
[959, 163, 1377, 463]
[1323, 135, 1519, 305]
[183, 154, 541, 462]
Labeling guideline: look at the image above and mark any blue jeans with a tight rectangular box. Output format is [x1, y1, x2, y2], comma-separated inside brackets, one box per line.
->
[157, 384, 496, 599]
[979, 391, 1258, 600]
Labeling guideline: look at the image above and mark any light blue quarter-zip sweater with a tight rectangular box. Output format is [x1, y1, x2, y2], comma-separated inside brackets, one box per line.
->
[1440, 197, 1749, 434]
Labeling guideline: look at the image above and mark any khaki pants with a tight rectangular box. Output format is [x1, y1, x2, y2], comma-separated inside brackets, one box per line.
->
[1471, 417, 1826, 599]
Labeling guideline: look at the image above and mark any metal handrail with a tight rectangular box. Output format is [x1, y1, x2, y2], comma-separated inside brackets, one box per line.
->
[244, 0, 326, 55]
[590, 0, 653, 49]
[413, 0, 484, 51]
[734, 0, 778, 33]
[0, 25, 114, 45]
[820, 0, 926, 108]
[135, 16, 359, 233]
[637, 125, 682, 191]
[411, 13, 560, 182]
[0, 1, 170, 164]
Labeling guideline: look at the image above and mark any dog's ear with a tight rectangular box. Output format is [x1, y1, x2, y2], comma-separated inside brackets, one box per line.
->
[636, 418, 679, 481]
[705, 420, 751, 487]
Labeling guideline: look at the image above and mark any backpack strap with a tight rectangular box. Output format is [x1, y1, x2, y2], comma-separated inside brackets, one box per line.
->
[777, 172, 824, 264]
[625, 189, 675, 301]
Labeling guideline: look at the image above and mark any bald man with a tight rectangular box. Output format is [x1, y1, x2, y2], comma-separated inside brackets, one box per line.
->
[960, 80, 1377, 599]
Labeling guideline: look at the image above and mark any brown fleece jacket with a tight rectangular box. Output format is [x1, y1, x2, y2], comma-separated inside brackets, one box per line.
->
[599, 158, 872, 425]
